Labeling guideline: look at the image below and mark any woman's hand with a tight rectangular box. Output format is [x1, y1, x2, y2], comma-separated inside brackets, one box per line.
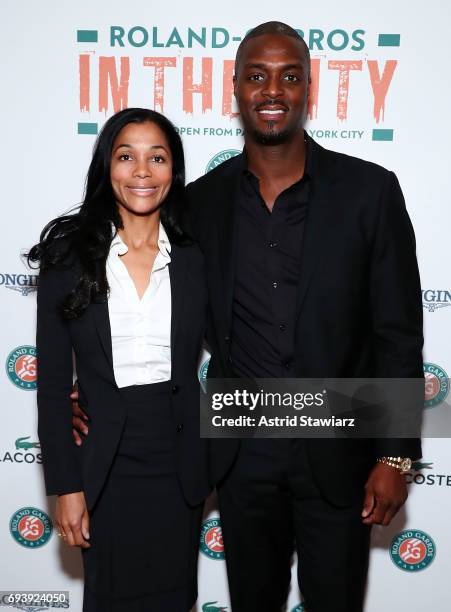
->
[56, 492, 91, 548]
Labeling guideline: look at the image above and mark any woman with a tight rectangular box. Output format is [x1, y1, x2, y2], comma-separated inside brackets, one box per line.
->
[29, 108, 210, 611]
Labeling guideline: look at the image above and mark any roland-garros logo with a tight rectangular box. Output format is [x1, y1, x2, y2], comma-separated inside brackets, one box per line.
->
[390, 529, 436, 571]
[198, 357, 210, 392]
[6, 346, 37, 390]
[10, 507, 53, 548]
[423, 362, 449, 408]
[200, 517, 225, 560]
[205, 149, 241, 173]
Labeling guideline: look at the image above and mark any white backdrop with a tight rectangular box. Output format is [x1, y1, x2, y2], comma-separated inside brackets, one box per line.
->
[2, 1, 450, 610]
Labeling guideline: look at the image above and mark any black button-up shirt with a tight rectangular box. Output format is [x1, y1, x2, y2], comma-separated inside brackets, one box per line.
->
[230, 139, 312, 378]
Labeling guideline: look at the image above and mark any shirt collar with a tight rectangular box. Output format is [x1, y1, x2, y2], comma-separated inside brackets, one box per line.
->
[110, 221, 172, 258]
[240, 129, 313, 181]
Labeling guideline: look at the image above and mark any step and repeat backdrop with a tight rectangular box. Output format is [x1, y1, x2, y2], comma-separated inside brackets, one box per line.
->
[2, 1, 450, 610]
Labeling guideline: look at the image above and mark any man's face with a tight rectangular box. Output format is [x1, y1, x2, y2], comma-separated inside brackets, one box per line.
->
[234, 34, 310, 145]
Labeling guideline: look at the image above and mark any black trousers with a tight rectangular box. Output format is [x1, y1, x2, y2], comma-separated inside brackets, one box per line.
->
[218, 439, 371, 612]
[82, 382, 203, 612]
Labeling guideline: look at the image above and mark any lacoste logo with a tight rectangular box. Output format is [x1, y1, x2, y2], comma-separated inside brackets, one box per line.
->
[202, 603, 227, 612]
[411, 461, 433, 470]
[15, 436, 41, 450]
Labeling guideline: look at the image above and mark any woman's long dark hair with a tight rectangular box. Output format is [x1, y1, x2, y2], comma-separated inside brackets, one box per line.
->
[28, 108, 190, 319]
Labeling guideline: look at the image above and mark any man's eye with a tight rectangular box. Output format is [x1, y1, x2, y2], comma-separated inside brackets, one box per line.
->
[284, 74, 299, 82]
[248, 74, 264, 81]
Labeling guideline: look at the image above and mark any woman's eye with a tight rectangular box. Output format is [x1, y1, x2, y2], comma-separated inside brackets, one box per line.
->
[152, 155, 165, 163]
[118, 153, 133, 161]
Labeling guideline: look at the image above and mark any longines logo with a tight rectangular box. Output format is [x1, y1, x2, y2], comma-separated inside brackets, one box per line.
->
[0, 273, 38, 296]
[422, 289, 451, 312]
[0, 437, 42, 465]
[405, 460, 451, 487]
[0, 600, 70, 611]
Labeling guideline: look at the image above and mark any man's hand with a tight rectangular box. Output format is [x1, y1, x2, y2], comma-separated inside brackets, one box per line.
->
[70, 388, 90, 446]
[361, 462, 408, 526]
[56, 491, 90, 548]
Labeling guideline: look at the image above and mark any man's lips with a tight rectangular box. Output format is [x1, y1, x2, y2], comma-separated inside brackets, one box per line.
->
[255, 105, 288, 117]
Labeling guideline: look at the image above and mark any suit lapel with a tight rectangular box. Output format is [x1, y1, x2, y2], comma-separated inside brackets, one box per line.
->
[296, 141, 335, 316]
[92, 297, 115, 375]
[169, 243, 189, 361]
[216, 160, 242, 332]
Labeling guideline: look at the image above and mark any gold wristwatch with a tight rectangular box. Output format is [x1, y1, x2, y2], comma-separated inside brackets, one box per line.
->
[377, 456, 412, 472]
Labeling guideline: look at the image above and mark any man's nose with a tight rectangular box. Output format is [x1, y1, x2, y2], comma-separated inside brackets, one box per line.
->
[262, 75, 284, 98]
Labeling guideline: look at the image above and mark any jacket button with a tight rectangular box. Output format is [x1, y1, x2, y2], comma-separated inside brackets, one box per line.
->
[224, 335, 230, 342]
[172, 385, 179, 394]
[176, 424, 183, 433]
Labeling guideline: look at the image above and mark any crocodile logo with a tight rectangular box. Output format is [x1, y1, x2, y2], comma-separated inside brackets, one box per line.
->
[411, 461, 433, 471]
[15, 436, 41, 450]
[202, 602, 227, 612]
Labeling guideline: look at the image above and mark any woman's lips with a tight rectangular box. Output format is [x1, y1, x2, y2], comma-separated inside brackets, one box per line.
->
[126, 186, 158, 195]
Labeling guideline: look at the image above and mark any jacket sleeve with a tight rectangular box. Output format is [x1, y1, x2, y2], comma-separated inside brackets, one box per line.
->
[36, 267, 83, 495]
[369, 171, 423, 459]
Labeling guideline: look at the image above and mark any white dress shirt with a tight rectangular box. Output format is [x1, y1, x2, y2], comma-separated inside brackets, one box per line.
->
[106, 223, 172, 388]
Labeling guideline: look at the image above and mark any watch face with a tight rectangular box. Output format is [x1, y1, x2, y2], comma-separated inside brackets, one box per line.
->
[400, 458, 412, 472]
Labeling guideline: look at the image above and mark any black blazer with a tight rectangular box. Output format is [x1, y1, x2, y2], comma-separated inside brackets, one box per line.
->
[186, 135, 423, 506]
[36, 242, 209, 510]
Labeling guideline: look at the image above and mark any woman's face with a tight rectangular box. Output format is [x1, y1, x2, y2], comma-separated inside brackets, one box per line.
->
[110, 121, 173, 217]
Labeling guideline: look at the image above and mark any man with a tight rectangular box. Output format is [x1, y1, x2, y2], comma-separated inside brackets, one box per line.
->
[72, 22, 423, 612]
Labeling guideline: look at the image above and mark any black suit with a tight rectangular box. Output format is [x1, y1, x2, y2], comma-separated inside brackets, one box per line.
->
[37, 242, 209, 510]
[186, 135, 423, 611]
[37, 241, 210, 610]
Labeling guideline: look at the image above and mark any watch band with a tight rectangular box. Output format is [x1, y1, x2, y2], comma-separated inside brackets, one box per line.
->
[377, 456, 412, 473]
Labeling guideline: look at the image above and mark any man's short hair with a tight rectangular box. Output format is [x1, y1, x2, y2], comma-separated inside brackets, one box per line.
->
[235, 21, 310, 77]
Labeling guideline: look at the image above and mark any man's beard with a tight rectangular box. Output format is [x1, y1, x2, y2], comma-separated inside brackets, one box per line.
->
[251, 121, 294, 146]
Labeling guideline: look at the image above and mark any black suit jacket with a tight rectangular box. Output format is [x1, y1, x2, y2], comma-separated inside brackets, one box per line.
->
[36, 242, 209, 510]
[186, 135, 423, 506]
